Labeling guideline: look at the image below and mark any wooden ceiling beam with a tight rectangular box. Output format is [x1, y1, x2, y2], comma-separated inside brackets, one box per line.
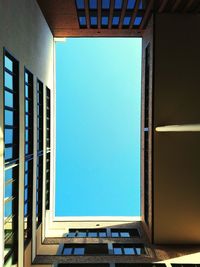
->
[84, 0, 90, 28]
[108, 0, 115, 29]
[129, 0, 140, 29]
[139, 0, 154, 30]
[98, 0, 102, 29]
[183, 0, 195, 12]
[119, 0, 128, 29]
[158, 0, 168, 13]
[171, 0, 181, 12]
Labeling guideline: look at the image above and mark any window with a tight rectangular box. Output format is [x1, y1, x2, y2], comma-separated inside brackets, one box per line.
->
[4, 50, 19, 265]
[113, 244, 146, 255]
[46, 87, 51, 209]
[111, 228, 140, 238]
[67, 228, 107, 238]
[102, 0, 110, 9]
[144, 44, 150, 226]
[62, 244, 108, 255]
[115, 0, 122, 9]
[36, 80, 44, 227]
[24, 69, 34, 245]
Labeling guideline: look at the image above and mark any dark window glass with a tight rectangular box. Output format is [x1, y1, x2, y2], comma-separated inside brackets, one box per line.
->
[4, 51, 19, 265]
[102, 0, 110, 9]
[74, 248, 85, 255]
[115, 0, 122, 9]
[123, 16, 131, 26]
[36, 80, 44, 227]
[76, 0, 84, 9]
[127, 0, 135, 9]
[79, 16, 87, 26]
[90, 16, 97, 26]
[114, 247, 123, 255]
[24, 69, 34, 246]
[134, 16, 142, 26]
[102, 16, 109, 25]
[112, 16, 120, 26]
[5, 72, 13, 90]
[89, 0, 97, 9]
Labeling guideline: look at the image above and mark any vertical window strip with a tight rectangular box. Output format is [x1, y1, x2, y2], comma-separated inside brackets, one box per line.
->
[24, 69, 34, 245]
[36, 80, 44, 227]
[4, 51, 19, 265]
[144, 44, 150, 226]
[45, 88, 51, 210]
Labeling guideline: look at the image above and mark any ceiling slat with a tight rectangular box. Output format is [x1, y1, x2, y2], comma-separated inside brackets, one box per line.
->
[158, 0, 168, 13]
[108, 0, 115, 29]
[98, 0, 102, 29]
[84, 0, 90, 28]
[129, 0, 140, 29]
[119, 0, 128, 29]
[183, 0, 195, 12]
[139, 0, 154, 30]
[171, 0, 181, 12]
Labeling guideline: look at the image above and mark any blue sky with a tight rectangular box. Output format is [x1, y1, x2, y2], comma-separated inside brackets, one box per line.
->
[55, 38, 141, 216]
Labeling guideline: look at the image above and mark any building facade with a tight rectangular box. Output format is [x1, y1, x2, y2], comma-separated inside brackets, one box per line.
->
[1, 0, 200, 266]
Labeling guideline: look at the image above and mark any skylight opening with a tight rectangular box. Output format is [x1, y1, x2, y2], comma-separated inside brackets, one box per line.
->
[55, 38, 142, 217]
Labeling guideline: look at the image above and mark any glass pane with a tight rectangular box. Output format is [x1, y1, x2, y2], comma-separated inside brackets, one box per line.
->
[25, 115, 29, 127]
[123, 17, 131, 26]
[112, 16, 120, 25]
[74, 247, 85, 255]
[113, 247, 122, 255]
[25, 100, 29, 112]
[63, 247, 73, 255]
[25, 174, 28, 187]
[25, 161, 29, 171]
[25, 130, 29, 142]
[134, 16, 142, 26]
[120, 232, 130, 237]
[24, 187, 28, 201]
[5, 72, 13, 90]
[5, 183, 12, 199]
[115, 0, 122, 9]
[25, 72, 29, 83]
[4, 200, 12, 217]
[135, 247, 144, 255]
[102, 0, 110, 9]
[90, 17, 97, 26]
[5, 129, 13, 144]
[5, 56, 13, 72]
[5, 110, 13, 126]
[124, 247, 135, 255]
[102, 16, 109, 25]
[88, 232, 97, 237]
[5, 91, 13, 107]
[5, 169, 13, 182]
[68, 232, 76, 238]
[76, 0, 84, 9]
[24, 203, 28, 216]
[99, 232, 107, 237]
[25, 144, 29, 155]
[111, 232, 119, 237]
[139, 0, 142, 9]
[25, 84, 29, 97]
[127, 0, 135, 9]
[5, 147, 13, 161]
[89, 0, 97, 9]
[79, 16, 86, 26]
[77, 232, 87, 237]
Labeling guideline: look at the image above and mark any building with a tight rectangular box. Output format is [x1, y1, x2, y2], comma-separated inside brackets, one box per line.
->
[1, 0, 200, 266]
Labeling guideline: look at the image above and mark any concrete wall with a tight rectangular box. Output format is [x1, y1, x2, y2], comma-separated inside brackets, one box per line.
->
[0, 0, 54, 266]
[141, 16, 154, 242]
[153, 14, 200, 244]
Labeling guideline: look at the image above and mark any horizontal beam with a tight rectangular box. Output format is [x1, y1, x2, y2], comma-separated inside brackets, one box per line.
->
[155, 124, 200, 132]
[52, 28, 144, 37]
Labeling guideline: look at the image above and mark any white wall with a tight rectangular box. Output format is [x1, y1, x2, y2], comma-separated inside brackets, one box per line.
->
[0, 0, 54, 266]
